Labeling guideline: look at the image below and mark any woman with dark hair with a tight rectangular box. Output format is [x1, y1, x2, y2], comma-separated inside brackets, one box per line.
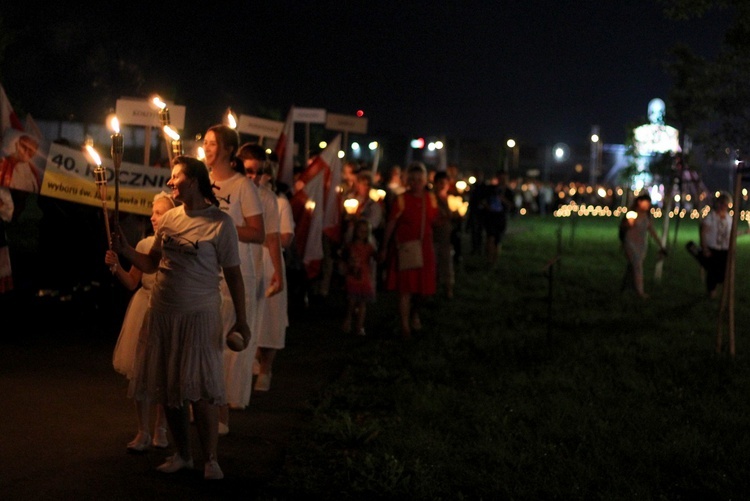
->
[112, 155, 251, 480]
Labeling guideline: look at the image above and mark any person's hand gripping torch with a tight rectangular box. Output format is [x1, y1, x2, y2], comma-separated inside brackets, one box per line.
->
[84, 141, 115, 274]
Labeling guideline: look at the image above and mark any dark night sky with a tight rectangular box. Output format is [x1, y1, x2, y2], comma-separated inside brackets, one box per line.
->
[1, 1, 733, 147]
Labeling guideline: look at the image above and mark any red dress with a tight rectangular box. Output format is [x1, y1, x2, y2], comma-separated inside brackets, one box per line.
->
[343, 240, 377, 302]
[385, 190, 439, 294]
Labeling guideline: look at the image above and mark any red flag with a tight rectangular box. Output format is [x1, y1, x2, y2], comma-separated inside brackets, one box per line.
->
[321, 135, 342, 243]
[289, 134, 342, 278]
[275, 106, 295, 189]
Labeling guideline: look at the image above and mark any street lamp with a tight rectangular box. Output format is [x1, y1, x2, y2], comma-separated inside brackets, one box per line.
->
[505, 138, 519, 174]
[589, 126, 601, 187]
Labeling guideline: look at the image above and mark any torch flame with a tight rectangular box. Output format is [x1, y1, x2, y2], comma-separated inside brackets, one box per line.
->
[163, 125, 181, 141]
[107, 115, 121, 133]
[226, 107, 237, 129]
[151, 96, 167, 110]
[85, 144, 102, 166]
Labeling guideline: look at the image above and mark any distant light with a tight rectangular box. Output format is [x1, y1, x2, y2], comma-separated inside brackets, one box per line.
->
[591, 134, 600, 143]
[356, 110, 364, 117]
[553, 143, 569, 162]
[337, 150, 345, 159]
[456, 180, 467, 193]
[351, 142, 361, 151]
[197, 146, 206, 160]
[506, 139, 516, 148]
[434, 140, 444, 149]
[428, 142, 436, 151]
[411, 137, 425, 149]
[468, 176, 476, 184]
[368, 141, 379, 150]
[319, 141, 327, 149]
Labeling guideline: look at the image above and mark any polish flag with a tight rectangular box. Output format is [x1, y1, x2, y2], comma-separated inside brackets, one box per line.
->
[274, 105, 295, 189]
[289, 134, 342, 279]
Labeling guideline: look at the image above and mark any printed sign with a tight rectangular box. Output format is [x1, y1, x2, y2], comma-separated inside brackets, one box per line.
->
[116, 98, 186, 129]
[325, 113, 368, 134]
[237, 115, 284, 138]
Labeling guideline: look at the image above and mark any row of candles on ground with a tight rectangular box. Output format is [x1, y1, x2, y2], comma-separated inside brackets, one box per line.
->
[553, 201, 750, 222]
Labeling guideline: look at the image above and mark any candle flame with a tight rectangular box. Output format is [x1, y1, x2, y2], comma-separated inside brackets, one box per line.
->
[85, 144, 102, 166]
[163, 125, 180, 140]
[448, 195, 464, 213]
[343, 198, 359, 214]
[369, 188, 386, 202]
[626, 210, 637, 220]
[305, 199, 316, 211]
[458, 201, 469, 217]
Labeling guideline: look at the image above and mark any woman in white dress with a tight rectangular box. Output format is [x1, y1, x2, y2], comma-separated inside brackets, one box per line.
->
[237, 143, 287, 392]
[203, 125, 265, 435]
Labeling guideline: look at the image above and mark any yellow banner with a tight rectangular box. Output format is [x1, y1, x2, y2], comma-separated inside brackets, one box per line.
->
[40, 143, 170, 215]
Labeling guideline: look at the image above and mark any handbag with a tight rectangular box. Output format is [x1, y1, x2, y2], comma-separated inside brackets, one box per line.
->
[397, 194, 426, 271]
[398, 239, 423, 270]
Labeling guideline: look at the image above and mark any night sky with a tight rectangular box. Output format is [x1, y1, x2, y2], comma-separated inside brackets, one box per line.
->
[1, 1, 733, 147]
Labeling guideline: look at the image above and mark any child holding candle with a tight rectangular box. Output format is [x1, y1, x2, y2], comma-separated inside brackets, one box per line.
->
[341, 218, 378, 336]
[620, 193, 667, 298]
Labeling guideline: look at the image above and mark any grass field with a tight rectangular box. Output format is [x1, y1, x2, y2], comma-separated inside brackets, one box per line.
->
[272, 214, 750, 500]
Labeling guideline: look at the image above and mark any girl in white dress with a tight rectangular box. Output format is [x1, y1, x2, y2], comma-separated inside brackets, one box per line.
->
[106, 192, 175, 451]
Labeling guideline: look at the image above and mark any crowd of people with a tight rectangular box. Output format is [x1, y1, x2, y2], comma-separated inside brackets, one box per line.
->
[2, 127, 744, 481]
[94, 145, 531, 481]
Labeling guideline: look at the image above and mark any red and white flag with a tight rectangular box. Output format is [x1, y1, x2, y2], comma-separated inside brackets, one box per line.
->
[289, 134, 342, 279]
[274, 105, 295, 189]
[24, 113, 43, 141]
[0, 83, 24, 141]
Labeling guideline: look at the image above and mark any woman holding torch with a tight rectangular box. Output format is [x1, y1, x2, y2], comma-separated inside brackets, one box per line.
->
[112, 155, 251, 480]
